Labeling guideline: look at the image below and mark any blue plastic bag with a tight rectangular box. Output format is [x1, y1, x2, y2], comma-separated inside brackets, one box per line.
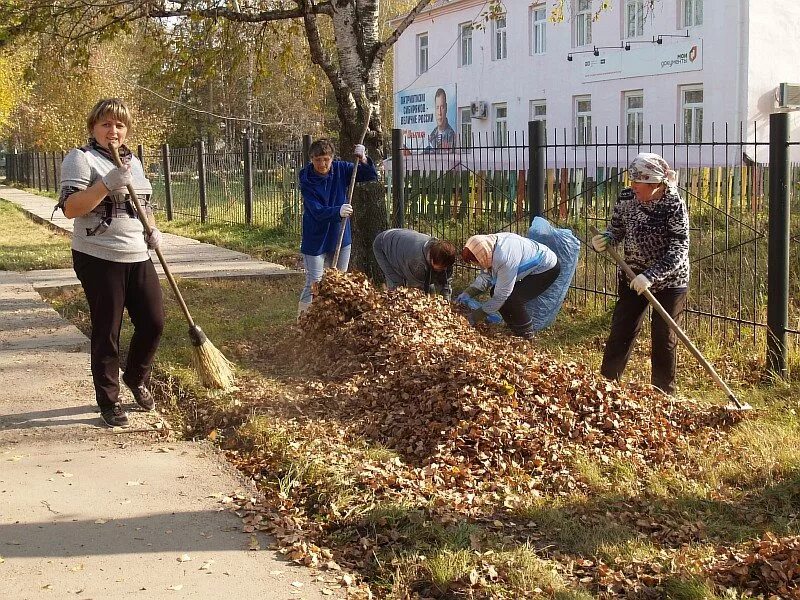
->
[525, 217, 581, 330]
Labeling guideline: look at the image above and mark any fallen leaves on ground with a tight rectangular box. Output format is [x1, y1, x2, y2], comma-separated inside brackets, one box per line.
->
[710, 533, 800, 598]
[204, 270, 752, 599]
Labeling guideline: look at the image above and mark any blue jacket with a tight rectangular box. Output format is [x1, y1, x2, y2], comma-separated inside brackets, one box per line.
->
[299, 158, 377, 256]
[470, 232, 557, 314]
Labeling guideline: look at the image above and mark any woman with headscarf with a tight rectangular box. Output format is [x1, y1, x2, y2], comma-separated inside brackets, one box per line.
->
[458, 232, 560, 339]
[591, 152, 689, 395]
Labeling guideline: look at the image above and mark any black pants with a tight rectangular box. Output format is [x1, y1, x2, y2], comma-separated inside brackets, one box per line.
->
[600, 279, 687, 394]
[73, 250, 165, 411]
[497, 262, 561, 336]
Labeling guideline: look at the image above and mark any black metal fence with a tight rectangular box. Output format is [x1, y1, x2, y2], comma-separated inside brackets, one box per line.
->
[389, 117, 798, 372]
[4, 118, 798, 371]
[6, 140, 306, 234]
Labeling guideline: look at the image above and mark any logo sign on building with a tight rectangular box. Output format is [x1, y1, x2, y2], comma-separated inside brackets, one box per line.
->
[395, 84, 457, 149]
[583, 39, 703, 82]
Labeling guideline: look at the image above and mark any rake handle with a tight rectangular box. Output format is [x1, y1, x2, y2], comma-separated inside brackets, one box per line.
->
[590, 225, 743, 408]
[109, 144, 196, 328]
[332, 102, 373, 268]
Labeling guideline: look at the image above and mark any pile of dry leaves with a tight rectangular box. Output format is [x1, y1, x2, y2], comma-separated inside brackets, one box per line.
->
[710, 534, 800, 598]
[217, 270, 760, 598]
[294, 270, 741, 494]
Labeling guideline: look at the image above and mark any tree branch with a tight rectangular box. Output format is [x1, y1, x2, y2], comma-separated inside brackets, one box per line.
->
[302, 9, 354, 118]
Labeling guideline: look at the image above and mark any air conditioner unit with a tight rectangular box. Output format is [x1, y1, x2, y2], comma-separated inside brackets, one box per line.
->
[470, 101, 488, 119]
[778, 82, 800, 108]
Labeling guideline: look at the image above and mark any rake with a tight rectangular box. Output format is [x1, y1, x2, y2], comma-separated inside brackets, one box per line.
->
[589, 225, 750, 411]
[332, 102, 374, 267]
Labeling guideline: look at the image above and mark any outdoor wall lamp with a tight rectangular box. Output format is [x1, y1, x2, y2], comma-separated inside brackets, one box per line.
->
[655, 31, 690, 44]
[567, 41, 641, 62]
[566, 48, 597, 61]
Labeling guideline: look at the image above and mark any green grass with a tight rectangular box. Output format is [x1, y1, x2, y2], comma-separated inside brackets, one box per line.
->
[0, 199, 72, 270]
[157, 218, 301, 268]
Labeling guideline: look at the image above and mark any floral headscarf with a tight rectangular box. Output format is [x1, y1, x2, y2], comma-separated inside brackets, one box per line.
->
[629, 152, 679, 194]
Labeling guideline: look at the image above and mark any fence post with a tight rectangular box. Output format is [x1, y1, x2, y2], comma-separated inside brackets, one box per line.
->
[35, 151, 42, 191]
[391, 128, 405, 228]
[162, 144, 174, 221]
[137, 144, 144, 165]
[528, 120, 545, 218]
[51, 151, 58, 192]
[44, 151, 50, 191]
[302, 134, 312, 166]
[197, 140, 208, 223]
[243, 135, 253, 225]
[767, 112, 790, 378]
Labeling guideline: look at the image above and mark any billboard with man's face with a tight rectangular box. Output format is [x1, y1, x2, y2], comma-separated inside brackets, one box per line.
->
[394, 84, 457, 150]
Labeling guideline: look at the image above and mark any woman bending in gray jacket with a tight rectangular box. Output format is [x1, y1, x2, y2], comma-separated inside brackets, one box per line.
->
[372, 228, 456, 298]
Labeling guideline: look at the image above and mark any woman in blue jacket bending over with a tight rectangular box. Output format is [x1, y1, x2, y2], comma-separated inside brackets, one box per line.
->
[459, 232, 560, 339]
[297, 139, 378, 316]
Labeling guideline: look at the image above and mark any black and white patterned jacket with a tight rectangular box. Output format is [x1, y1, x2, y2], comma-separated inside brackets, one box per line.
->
[606, 187, 690, 291]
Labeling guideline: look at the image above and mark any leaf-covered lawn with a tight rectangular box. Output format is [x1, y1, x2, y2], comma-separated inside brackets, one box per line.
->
[42, 271, 800, 600]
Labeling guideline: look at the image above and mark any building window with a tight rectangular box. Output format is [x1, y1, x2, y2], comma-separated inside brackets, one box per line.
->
[575, 0, 592, 47]
[681, 86, 703, 143]
[575, 96, 592, 144]
[682, 0, 703, 27]
[493, 14, 507, 60]
[459, 107, 472, 147]
[625, 91, 644, 143]
[494, 103, 508, 144]
[459, 23, 473, 67]
[625, 0, 645, 38]
[531, 5, 547, 55]
[530, 100, 547, 141]
[417, 33, 428, 75]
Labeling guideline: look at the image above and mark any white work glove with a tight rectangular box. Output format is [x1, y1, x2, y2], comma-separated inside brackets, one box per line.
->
[591, 232, 610, 253]
[145, 227, 162, 250]
[339, 203, 354, 218]
[354, 144, 366, 161]
[102, 164, 133, 193]
[630, 273, 652, 295]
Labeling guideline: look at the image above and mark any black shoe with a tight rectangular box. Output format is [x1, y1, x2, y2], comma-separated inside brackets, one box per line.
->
[122, 374, 155, 411]
[100, 403, 130, 428]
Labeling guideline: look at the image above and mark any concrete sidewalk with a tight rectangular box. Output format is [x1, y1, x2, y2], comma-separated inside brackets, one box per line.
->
[0, 272, 335, 599]
[0, 185, 300, 288]
[0, 191, 339, 598]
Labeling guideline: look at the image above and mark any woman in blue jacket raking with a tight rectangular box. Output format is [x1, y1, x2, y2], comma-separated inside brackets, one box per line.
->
[297, 139, 378, 316]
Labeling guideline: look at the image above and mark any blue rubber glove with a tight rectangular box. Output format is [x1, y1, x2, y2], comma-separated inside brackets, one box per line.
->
[485, 312, 503, 325]
[456, 287, 481, 304]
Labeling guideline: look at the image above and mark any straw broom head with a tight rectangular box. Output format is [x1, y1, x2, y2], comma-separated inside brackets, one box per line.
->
[189, 326, 236, 390]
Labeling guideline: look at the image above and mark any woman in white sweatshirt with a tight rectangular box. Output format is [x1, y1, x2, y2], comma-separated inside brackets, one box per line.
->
[459, 232, 560, 339]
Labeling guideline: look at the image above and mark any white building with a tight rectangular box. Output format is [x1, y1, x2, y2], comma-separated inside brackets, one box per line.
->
[392, 0, 800, 158]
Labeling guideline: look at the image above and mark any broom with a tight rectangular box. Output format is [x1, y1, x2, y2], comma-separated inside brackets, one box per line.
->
[109, 143, 235, 391]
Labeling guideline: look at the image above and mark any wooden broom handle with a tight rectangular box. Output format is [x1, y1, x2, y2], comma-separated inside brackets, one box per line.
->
[108, 143, 196, 327]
